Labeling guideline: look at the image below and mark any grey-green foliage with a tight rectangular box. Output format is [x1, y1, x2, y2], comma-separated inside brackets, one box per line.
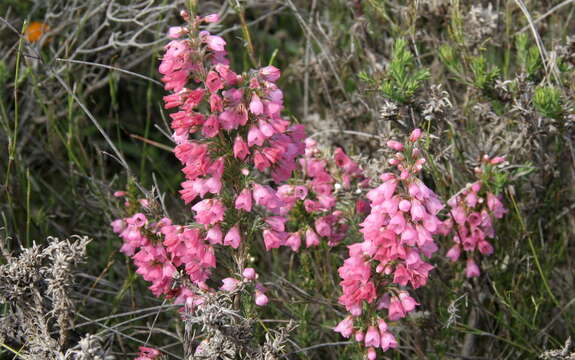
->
[533, 86, 563, 120]
[380, 38, 430, 104]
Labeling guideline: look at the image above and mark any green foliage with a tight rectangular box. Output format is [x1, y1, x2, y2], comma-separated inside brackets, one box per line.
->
[470, 55, 500, 92]
[439, 44, 465, 80]
[533, 86, 563, 120]
[379, 38, 430, 104]
[516, 33, 543, 80]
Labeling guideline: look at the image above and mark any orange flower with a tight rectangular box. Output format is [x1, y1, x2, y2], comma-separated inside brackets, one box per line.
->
[25, 21, 50, 43]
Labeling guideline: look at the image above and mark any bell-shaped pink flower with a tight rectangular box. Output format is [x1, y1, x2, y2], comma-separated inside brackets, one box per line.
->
[380, 331, 398, 351]
[233, 136, 249, 160]
[249, 94, 264, 115]
[446, 245, 461, 262]
[466, 258, 481, 278]
[220, 277, 240, 292]
[260, 66, 281, 82]
[305, 228, 320, 248]
[223, 225, 241, 249]
[235, 188, 253, 212]
[333, 316, 354, 338]
[364, 326, 381, 348]
[255, 290, 269, 306]
[247, 126, 265, 147]
[242, 267, 257, 281]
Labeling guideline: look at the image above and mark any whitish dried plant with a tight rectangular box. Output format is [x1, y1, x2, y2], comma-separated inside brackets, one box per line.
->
[0, 235, 91, 359]
[182, 285, 296, 360]
[540, 338, 575, 360]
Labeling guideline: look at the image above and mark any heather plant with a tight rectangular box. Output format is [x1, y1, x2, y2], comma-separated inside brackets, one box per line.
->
[2, 1, 575, 359]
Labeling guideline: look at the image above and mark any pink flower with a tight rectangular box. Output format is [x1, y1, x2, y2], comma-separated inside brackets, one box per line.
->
[466, 258, 481, 278]
[233, 136, 249, 160]
[249, 94, 264, 115]
[248, 126, 265, 147]
[285, 232, 302, 252]
[167, 26, 186, 39]
[255, 290, 269, 306]
[409, 128, 422, 142]
[490, 156, 505, 165]
[235, 188, 253, 212]
[223, 225, 241, 249]
[446, 245, 461, 262]
[202, 115, 220, 138]
[334, 316, 354, 338]
[478, 240, 494, 255]
[206, 71, 223, 93]
[206, 225, 223, 245]
[386, 140, 404, 151]
[367, 347, 377, 360]
[192, 199, 226, 226]
[265, 216, 287, 232]
[203, 14, 220, 23]
[260, 66, 281, 82]
[388, 296, 407, 321]
[263, 229, 285, 250]
[305, 228, 320, 248]
[220, 277, 240, 292]
[398, 291, 418, 312]
[243, 267, 257, 280]
[204, 35, 226, 52]
[136, 346, 161, 360]
[487, 193, 507, 219]
[380, 331, 398, 351]
[365, 326, 381, 348]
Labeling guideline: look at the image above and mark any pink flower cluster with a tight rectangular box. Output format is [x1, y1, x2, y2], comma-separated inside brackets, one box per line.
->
[256, 139, 369, 252]
[113, 11, 305, 317]
[111, 209, 211, 308]
[161, 12, 306, 257]
[446, 155, 508, 278]
[334, 129, 451, 359]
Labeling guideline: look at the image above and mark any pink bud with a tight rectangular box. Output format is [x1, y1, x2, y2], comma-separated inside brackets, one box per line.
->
[242, 267, 257, 280]
[446, 245, 461, 262]
[398, 199, 411, 212]
[367, 347, 377, 360]
[255, 290, 269, 306]
[409, 128, 422, 142]
[377, 318, 388, 332]
[203, 14, 220, 23]
[386, 140, 404, 151]
[260, 66, 281, 82]
[167, 26, 186, 39]
[113, 191, 126, 197]
[490, 156, 505, 165]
